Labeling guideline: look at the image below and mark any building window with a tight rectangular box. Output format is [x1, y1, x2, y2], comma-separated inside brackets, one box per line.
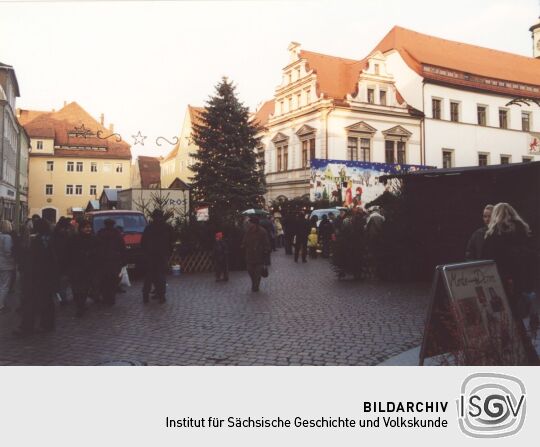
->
[522, 157, 533, 163]
[522, 112, 531, 131]
[45, 184, 53, 195]
[115, 163, 123, 173]
[75, 185, 82, 195]
[499, 109, 508, 129]
[103, 185, 110, 190]
[296, 68, 300, 80]
[89, 185, 97, 196]
[36, 140, 43, 150]
[76, 161, 83, 172]
[385, 140, 406, 164]
[374, 64, 380, 75]
[360, 138, 371, 162]
[103, 163, 112, 173]
[397, 141, 406, 164]
[288, 97, 292, 112]
[379, 90, 387, 106]
[306, 89, 311, 103]
[46, 161, 54, 172]
[67, 161, 74, 172]
[116, 185, 122, 189]
[450, 102, 459, 122]
[367, 88, 375, 104]
[347, 137, 358, 161]
[91, 162, 97, 172]
[500, 155, 511, 164]
[478, 153, 489, 166]
[385, 140, 395, 164]
[297, 93, 301, 108]
[277, 145, 288, 172]
[432, 98, 442, 119]
[279, 101, 284, 114]
[442, 150, 453, 168]
[477, 106, 487, 126]
[66, 184, 74, 195]
[302, 138, 315, 167]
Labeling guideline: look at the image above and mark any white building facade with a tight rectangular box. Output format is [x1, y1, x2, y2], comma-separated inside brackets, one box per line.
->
[256, 23, 540, 202]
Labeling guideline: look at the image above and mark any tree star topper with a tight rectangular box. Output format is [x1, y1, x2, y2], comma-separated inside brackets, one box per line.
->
[132, 131, 147, 146]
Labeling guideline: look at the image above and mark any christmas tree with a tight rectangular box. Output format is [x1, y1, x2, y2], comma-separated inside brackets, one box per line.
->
[190, 77, 266, 224]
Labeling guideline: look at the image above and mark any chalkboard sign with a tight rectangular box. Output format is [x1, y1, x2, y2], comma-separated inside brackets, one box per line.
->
[419, 260, 538, 366]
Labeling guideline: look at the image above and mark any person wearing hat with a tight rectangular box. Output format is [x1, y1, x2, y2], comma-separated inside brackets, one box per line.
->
[96, 218, 126, 306]
[141, 209, 175, 303]
[241, 215, 271, 292]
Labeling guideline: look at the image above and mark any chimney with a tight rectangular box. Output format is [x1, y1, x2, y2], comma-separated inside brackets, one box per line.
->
[109, 123, 114, 133]
[100, 113, 105, 126]
[63, 100, 67, 107]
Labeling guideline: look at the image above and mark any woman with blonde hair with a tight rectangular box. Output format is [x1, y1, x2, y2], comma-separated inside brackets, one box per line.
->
[0, 220, 15, 313]
[482, 203, 537, 317]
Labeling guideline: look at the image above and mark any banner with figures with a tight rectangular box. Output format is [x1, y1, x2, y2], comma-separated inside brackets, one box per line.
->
[309, 159, 432, 207]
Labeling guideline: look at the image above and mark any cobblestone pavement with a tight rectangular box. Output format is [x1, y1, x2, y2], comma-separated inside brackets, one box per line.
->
[0, 250, 430, 365]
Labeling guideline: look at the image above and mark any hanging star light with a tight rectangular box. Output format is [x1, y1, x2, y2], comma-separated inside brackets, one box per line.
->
[132, 131, 147, 146]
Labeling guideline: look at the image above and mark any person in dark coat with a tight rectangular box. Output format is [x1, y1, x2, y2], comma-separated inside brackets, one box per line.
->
[293, 212, 310, 263]
[68, 220, 99, 317]
[213, 231, 229, 282]
[14, 218, 57, 336]
[241, 216, 271, 292]
[465, 204, 493, 260]
[96, 218, 126, 307]
[281, 213, 294, 255]
[52, 217, 72, 305]
[141, 209, 174, 303]
[318, 214, 334, 258]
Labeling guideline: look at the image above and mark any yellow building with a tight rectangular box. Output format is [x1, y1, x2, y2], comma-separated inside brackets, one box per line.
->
[18, 102, 131, 222]
[161, 105, 203, 187]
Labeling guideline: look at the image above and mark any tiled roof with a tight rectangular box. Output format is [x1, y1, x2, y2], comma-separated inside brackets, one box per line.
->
[252, 100, 275, 127]
[188, 105, 204, 127]
[300, 50, 367, 100]
[137, 155, 161, 187]
[373, 26, 540, 94]
[20, 102, 131, 159]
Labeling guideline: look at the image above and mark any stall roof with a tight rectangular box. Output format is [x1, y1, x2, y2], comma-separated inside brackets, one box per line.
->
[380, 161, 540, 181]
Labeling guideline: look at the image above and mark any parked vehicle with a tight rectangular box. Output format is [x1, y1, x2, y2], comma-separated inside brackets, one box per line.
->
[309, 208, 344, 226]
[85, 210, 147, 270]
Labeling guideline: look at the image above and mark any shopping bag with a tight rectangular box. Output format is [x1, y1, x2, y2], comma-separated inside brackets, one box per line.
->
[119, 266, 131, 287]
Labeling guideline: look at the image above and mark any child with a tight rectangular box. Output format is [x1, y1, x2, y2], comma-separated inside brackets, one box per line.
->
[307, 228, 318, 259]
[213, 232, 229, 281]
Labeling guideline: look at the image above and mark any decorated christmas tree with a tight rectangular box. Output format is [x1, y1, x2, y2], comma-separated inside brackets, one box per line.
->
[190, 77, 266, 224]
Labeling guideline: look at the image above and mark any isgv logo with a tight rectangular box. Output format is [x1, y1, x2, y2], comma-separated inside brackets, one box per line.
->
[457, 373, 526, 438]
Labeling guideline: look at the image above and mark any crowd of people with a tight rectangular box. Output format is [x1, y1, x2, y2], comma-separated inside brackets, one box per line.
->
[0, 209, 174, 337]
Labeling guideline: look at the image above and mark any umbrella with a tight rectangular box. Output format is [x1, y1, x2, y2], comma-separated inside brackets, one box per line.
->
[241, 208, 269, 216]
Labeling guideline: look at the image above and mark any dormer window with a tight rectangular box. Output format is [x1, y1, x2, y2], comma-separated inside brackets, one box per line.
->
[367, 88, 375, 104]
[380, 90, 387, 106]
[37, 140, 43, 150]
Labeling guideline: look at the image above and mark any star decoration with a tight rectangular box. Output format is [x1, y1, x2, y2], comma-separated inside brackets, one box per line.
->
[132, 131, 147, 146]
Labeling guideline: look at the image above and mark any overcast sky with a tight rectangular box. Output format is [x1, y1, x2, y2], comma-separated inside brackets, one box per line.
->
[0, 0, 538, 158]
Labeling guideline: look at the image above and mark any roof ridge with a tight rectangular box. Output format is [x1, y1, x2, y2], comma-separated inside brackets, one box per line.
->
[300, 49, 361, 64]
[392, 25, 539, 62]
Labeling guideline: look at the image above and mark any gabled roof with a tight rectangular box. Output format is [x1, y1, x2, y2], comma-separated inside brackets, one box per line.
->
[253, 99, 275, 127]
[137, 155, 161, 188]
[299, 50, 367, 100]
[163, 104, 204, 162]
[20, 102, 131, 159]
[101, 188, 119, 202]
[372, 26, 540, 95]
